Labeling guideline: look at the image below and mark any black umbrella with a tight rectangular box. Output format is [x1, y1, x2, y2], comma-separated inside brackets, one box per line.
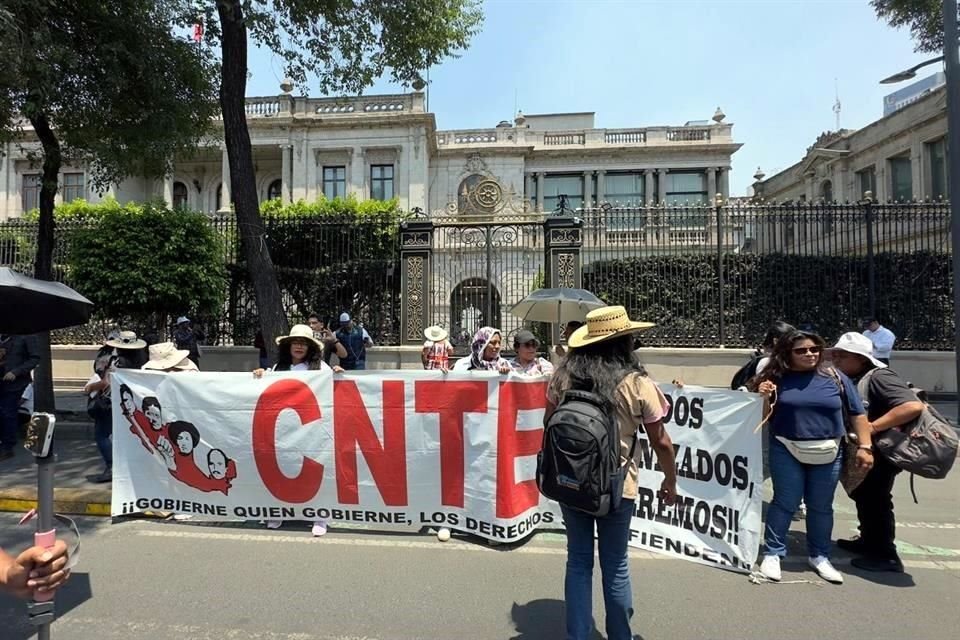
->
[0, 267, 93, 334]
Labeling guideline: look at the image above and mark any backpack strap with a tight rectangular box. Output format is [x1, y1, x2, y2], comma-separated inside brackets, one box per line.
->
[827, 367, 854, 437]
[909, 473, 919, 504]
[855, 368, 879, 412]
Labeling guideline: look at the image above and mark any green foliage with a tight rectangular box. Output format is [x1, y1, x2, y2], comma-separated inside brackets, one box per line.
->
[225, 197, 405, 342]
[584, 251, 953, 349]
[871, 0, 948, 53]
[68, 202, 226, 329]
[186, 0, 483, 93]
[0, 0, 219, 189]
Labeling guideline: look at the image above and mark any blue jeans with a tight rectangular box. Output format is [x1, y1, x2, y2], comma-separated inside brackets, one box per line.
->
[764, 436, 842, 558]
[560, 498, 635, 640]
[0, 385, 21, 452]
[93, 411, 112, 467]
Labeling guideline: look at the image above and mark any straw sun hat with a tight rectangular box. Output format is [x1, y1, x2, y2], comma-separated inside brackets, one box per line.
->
[142, 342, 196, 371]
[275, 324, 323, 350]
[567, 305, 655, 349]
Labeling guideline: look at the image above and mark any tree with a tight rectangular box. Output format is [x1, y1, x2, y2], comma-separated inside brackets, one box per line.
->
[183, 0, 482, 361]
[0, 0, 219, 410]
[68, 201, 226, 335]
[871, 0, 953, 53]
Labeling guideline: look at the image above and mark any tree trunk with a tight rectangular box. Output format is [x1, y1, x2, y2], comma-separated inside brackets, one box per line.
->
[216, 1, 287, 361]
[26, 107, 61, 414]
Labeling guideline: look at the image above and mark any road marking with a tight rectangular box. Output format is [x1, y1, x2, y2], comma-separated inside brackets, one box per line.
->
[131, 528, 960, 571]
[49, 617, 376, 640]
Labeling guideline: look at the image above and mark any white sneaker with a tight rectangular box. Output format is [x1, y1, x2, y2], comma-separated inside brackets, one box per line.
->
[311, 520, 328, 537]
[265, 520, 283, 529]
[759, 555, 781, 581]
[808, 556, 843, 584]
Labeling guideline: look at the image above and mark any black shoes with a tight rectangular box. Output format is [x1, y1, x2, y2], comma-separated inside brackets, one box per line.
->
[851, 555, 905, 573]
[837, 537, 868, 554]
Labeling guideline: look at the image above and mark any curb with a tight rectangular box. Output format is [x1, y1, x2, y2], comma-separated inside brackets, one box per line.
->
[0, 487, 111, 517]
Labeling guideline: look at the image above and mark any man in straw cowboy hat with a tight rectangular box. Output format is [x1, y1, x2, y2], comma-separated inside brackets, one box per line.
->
[828, 332, 923, 573]
[546, 305, 676, 640]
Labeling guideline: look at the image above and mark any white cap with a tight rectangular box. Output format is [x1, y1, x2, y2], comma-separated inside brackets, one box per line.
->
[339, 312, 350, 323]
[829, 332, 888, 370]
[176, 316, 190, 325]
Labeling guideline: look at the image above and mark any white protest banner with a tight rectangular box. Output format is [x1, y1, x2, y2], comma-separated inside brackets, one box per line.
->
[629, 386, 763, 573]
[110, 370, 762, 571]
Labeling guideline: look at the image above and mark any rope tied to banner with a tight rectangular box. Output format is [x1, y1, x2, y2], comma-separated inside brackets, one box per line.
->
[753, 389, 777, 434]
[747, 571, 826, 587]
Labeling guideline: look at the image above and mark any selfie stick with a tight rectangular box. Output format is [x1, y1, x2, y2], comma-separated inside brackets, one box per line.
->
[26, 413, 57, 640]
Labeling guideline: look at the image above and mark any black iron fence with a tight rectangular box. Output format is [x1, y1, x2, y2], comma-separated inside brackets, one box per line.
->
[0, 200, 953, 349]
[579, 200, 952, 349]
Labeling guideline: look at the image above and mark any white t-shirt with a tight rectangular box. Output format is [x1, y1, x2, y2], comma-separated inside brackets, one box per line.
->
[19, 384, 34, 414]
[271, 361, 330, 372]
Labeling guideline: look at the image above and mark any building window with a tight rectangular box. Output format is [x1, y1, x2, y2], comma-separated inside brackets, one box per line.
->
[172, 181, 188, 210]
[322, 166, 346, 200]
[62, 172, 84, 202]
[889, 156, 913, 201]
[21, 174, 41, 212]
[664, 171, 708, 205]
[267, 179, 282, 201]
[819, 180, 833, 203]
[216, 183, 223, 211]
[928, 138, 948, 200]
[370, 164, 394, 200]
[604, 172, 645, 206]
[543, 174, 583, 212]
[856, 167, 877, 199]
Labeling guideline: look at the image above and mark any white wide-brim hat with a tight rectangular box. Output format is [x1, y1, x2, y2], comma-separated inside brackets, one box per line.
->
[275, 324, 323, 351]
[424, 325, 448, 342]
[828, 332, 888, 369]
[568, 305, 655, 349]
[142, 342, 196, 371]
[105, 330, 146, 350]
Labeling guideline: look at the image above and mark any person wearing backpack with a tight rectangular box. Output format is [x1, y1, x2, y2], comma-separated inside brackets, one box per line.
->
[731, 320, 795, 390]
[752, 330, 874, 585]
[828, 332, 924, 573]
[544, 306, 677, 640]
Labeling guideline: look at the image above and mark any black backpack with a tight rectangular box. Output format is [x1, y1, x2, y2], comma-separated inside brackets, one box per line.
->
[537, 389, 633, 517]
[730, 353, 763, 390]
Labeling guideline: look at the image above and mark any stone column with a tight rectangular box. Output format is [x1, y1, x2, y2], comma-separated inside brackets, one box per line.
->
[163, 174, 174, 206]
[536, 172, 545, 212]
[219, 147, 231, 212]
[706, 167, 718, 204]
[644, 170, 655, 205]
[350, 147, 365, 198]
[583, 170, 593, 208]
[657, 169, 668, 204]
[910, 139, 923, 199]
[399, 218, 434, 344]
[543, 215, 584, 344]
[596, 169, 606, 206]
[719, 166, 730, 199]
[281, 144, 292, 203]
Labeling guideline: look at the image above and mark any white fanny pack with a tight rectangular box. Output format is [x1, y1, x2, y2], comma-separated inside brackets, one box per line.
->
[775, 436, 841, 465]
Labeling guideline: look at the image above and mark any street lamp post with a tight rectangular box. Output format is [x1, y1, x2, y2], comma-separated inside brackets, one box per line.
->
[945, 0, 960, 419]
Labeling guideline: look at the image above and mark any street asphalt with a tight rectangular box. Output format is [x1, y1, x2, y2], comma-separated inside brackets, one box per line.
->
[0, 461, 958, 640]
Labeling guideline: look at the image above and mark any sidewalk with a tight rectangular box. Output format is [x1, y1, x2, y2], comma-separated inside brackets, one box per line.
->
[0, 439, 111, 516]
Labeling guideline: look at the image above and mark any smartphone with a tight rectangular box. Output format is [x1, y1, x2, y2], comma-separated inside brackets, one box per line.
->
[24, 413, 56, 458]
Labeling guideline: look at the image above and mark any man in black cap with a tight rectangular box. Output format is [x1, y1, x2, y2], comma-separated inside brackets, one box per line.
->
[509, 329, 555, 376]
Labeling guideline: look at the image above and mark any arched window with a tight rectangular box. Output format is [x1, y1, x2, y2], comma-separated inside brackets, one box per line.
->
[267, 179, 282, 201]
[172, 181, 188, 210]
[820, 180, 833, 203]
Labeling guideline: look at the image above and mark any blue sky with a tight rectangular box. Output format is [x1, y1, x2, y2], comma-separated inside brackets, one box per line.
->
[244, 0, 937, 196]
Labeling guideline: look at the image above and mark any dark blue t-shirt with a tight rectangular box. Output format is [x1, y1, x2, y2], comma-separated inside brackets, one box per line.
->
[770, 369, 864, 440]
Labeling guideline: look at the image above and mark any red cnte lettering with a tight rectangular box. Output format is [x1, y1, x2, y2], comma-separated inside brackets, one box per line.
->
[252, 379, 324, 503]
[334, 379, 408, 506]
[414, 380, 489, 507]
[496, 380, 548, 518]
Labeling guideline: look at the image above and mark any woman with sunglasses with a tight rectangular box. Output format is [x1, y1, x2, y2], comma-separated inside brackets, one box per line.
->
[509, 329, 554, 376]
[752, 330, 873, 584]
